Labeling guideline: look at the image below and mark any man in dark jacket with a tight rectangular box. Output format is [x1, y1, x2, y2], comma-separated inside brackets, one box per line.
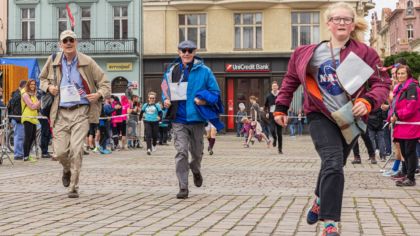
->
[264, 81, 283, 154]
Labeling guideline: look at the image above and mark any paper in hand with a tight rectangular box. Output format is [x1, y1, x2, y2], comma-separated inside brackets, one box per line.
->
[331, 101, 367, 144]
[336, 52, 374, 95]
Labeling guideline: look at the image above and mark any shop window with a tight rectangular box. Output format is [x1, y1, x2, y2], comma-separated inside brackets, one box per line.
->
[291, 12, 320, 49]
[111, 76, 128, 94]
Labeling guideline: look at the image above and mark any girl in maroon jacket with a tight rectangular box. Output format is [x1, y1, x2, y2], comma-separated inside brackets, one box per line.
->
[273, 2, 391, 236]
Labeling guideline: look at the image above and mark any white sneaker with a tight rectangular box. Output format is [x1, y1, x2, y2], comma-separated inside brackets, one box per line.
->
[382, 169, 398, 177]
[147, 149, 151, 155]
[152, 145, 157, 152]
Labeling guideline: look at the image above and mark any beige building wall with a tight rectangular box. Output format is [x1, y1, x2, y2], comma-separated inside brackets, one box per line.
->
[143, 1, 371, 55]
[0, 0, 7, 55]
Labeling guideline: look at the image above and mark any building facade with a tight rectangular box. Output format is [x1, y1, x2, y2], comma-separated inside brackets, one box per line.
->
[143, 0, 374, 131]
[370, 8, 392, 60]
[6, 0, 142, 96]
[387, 0, 420, 54]
[0, 0, 7, 55]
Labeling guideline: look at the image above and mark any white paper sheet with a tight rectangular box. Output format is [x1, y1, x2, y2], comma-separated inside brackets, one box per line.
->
[169, 82, 188, 101]
[60, 85, 81, 103]
[336, 52, 374, 95]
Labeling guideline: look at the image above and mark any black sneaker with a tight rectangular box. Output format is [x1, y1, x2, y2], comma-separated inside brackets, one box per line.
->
[193, 171, 203, 187]
[278, 150, 283, 154]
[42, 153, 51, 158]
[68, 190, 79, 198]
[396, 179, 416, 187]
[176, 189, 188, 199]
[62, 170, 71, 188]
[351, 157, 361, 164]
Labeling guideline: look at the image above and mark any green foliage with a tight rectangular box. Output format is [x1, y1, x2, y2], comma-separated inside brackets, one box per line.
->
[384, 51, 420, 79]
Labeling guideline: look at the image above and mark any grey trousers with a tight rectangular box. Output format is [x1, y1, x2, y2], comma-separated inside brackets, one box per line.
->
[172, 122, 205, 190]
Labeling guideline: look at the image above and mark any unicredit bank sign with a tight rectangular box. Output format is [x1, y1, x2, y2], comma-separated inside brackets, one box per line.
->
[225, 63, 270, 72]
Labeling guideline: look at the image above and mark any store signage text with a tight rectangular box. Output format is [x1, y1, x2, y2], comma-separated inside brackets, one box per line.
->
[225, 63, 270, 72]
[107, 63, 133, 71]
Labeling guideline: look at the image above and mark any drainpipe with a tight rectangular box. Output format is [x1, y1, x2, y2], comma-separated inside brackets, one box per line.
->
[139, 0, 144, 100]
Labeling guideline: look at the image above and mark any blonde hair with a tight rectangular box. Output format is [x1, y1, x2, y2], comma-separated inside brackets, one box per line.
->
[324, 2, 368, 42]
[148, 91, 157, 98]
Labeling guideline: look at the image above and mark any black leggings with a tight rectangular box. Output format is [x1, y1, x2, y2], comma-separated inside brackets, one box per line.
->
[23, 121, 37, 158]
[144, 121, 159, 150]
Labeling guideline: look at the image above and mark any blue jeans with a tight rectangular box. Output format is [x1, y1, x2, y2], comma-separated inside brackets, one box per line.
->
[236, 123, 243, 137]
[289, 124, 296, 136]
[416, 142, 420, 158]
[383, 126, 392, 155]
[297, 122, 303, 135]
[368, 128, 386, 157]
[12, 119, 24, 157]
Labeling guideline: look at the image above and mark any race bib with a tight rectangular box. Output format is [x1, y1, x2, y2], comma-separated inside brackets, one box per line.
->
[60, 84, 81, 103]
[270, 105, 275, 113]
[169, 82, 188, 101]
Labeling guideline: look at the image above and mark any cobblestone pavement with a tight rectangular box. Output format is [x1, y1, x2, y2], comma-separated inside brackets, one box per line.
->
[0, 135, 419, 236]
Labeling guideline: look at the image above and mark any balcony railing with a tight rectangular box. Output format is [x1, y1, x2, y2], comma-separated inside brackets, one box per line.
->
[6, 38, 138, 56]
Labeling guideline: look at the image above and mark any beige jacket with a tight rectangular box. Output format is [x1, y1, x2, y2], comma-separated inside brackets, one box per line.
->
[40, 51, 111, 127]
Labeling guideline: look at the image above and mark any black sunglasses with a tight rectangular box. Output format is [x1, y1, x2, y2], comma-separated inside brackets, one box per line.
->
[62, 37, 75, 44]
[181, 48, 194, 54]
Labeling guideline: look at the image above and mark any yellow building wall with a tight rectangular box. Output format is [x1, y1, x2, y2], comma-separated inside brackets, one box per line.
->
[143, 3, 358, 55]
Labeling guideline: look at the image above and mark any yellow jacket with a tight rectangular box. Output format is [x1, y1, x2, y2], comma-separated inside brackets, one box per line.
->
[21, 89, 39, 125]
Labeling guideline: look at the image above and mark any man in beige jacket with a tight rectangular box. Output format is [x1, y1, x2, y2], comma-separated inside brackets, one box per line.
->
[40, 30, 110, 198]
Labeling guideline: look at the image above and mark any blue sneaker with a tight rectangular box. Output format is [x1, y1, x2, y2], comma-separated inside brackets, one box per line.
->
[307, 199, 320, 225]
[99, 147, 112, 155]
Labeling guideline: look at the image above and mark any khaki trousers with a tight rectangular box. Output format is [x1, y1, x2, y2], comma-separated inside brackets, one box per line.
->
[53, 106, 89, 192]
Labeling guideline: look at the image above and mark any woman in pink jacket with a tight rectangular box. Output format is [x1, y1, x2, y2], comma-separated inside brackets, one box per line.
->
[388, 65, 420, 187]
[273, 2, 391, 236]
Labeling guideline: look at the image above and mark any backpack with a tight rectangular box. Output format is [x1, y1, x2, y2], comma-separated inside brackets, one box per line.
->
[7, 89, 24, 123]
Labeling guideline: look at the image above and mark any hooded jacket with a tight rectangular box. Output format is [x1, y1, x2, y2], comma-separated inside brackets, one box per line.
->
[388, 78, 420, 140]
[161, 56, 220, 123]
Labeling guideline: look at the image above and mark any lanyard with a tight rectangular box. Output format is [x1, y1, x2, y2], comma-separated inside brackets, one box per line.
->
[64, 57, 77, 84]
[179, 63, 189, 85]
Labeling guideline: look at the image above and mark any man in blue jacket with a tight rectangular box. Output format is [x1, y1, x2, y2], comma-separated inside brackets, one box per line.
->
[161, 40, 221, 199]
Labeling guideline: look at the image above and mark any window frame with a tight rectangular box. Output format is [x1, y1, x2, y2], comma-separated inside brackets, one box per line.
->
[406, 0, 414, 16]
[81, 6, 91, 39]
[21, 7, 35, 40]
[233, 12, 263, 50]
[178, 13, 207, 50]
[407, 24, 414, 39]
[291, 11, 320, 49]
[57, 7, 68, 38]
[113, 6, 128, 39]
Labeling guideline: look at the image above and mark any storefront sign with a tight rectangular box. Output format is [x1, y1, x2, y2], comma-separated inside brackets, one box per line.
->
[107, 63, 133, 71]
[225, 63, 270, 73]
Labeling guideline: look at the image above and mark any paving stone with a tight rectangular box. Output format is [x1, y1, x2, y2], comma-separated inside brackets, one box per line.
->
[0, 135, 419, 234]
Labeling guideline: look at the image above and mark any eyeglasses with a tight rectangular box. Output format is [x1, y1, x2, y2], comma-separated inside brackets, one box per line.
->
[329, 17, 354, 25]
[181, 48, 194, 54]
[62, 37, 75, 44]
[149, 97, 156, 100]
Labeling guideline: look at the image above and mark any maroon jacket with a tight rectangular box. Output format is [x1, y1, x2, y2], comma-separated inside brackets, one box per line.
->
[275, 39, 391, 120]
